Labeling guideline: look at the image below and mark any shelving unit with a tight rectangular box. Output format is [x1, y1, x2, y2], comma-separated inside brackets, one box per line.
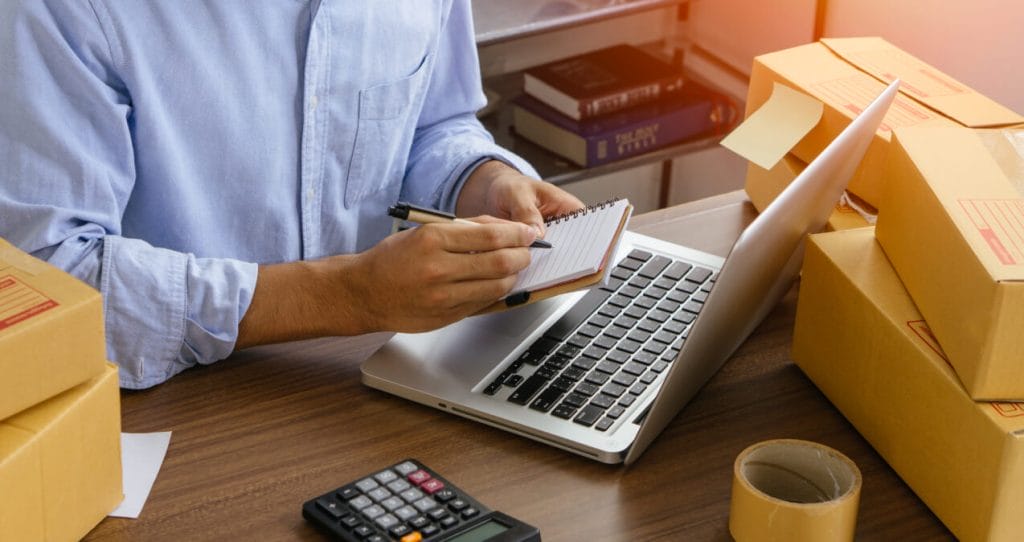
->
[472, 0, 739, 206]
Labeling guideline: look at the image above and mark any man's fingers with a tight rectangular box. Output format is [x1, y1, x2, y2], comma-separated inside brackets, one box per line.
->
[421, 221, 536, 253]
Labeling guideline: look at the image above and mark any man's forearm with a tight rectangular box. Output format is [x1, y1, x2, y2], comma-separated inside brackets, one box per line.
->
[235, 256, 365, 350]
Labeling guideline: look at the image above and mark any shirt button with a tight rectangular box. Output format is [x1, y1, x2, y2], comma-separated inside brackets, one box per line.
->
[309, 95, 319, 111]
[306, 188, 316, 200]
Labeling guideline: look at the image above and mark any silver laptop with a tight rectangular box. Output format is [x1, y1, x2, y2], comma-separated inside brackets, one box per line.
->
[362, 80, 899, 465]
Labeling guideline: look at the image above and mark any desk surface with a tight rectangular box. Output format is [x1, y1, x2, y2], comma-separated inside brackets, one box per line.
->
[86, 191, 953, 541]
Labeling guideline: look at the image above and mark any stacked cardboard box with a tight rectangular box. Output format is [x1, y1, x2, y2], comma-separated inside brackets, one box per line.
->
[730, 37, 1024, 542]
[741, 37, 1022, 211]
[792, 229, 1023, 542]
[0, 238, 122, 541]
[876, 127, 1024, 400]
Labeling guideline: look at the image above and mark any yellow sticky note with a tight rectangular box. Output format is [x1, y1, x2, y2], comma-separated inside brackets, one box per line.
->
[721, 82, 824, 170]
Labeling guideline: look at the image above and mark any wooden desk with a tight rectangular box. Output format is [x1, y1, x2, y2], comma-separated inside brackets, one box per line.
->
[86, 191, 953, 541]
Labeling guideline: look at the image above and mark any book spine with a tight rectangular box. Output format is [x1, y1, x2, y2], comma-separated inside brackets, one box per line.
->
[579, 75, 684, 119]
[584, 99, 721, 167]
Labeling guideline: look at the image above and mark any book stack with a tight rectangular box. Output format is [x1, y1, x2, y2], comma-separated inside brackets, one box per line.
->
[513, 44, 729, 168]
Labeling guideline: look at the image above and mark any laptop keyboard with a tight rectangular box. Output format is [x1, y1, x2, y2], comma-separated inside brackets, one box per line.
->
[482, 249, 716, 433]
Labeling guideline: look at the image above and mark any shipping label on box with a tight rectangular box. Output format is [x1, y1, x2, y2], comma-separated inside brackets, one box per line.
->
[745, 37, 1024, 208]
[876, 127, 1024, 399]
[0, 363, 122, 542]
[0, 238, 107, 420]
[792, 228, 1024, 542]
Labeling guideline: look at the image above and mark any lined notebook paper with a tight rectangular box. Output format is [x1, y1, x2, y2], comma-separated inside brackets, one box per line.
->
[511, 198, 632, 295]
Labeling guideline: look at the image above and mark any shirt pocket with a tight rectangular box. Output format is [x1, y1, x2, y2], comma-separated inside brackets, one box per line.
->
[345, 54, 431, 207]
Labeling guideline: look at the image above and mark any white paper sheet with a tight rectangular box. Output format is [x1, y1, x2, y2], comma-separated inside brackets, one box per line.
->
[108, 432, 172, 519]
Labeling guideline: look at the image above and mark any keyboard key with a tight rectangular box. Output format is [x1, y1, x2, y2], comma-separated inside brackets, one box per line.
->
[552, 403, 577, 419]
[643, 286, 668, 299]
[621, 362, 645, 376]
[620, 285, 642, 298]
[427, 508, 449, 521]
[529, 386, 563, 412]
[368, 487, 392, 502]
[673, 311, 696, 324]
[588, 315, 612, 328]
[600, 278, 624, 292]
[374, 469, 399, 484]
[529, 336, 560, 356]
[503, 374, 523, 387]
[608, 295, 631, 308]
[677, 281, 699, 295]
[662, 321, 686, 335]
[629, 383, 648, 395]
[641, 370, 658, 385]
[341, 515, 362, 528]
[612, 373, 636, 387]
[544, 288, 611, 340]
[461, 507, 480, 519]
[692, 290, 709, 303]
[590, 394, 614, 409]
[389, 524, 413, 538]
[628, 276, 652, 289]
[616, 339, 641, 354]
[619, 258, 643, 272]
[637, 318, 659, 333]
[627, 330, 651, 343]
[375, 513, 400, 530]
[633, 297, 656, 310]
[585, 372, 609, 385]
[595, 361, 619, 374]
[601, 383, 627, 398]
[638, 256, 671, 279]
[410, 515, 431, 528]
[567, 334, 590, 349]
[573, 357, 598, 370]
[517, 349, 545, 366]
[338, 486, 361, 500]
[598, 304, 621, 318]
[563, 392, 587, 408]
[648, 310, 671, 323]
[666, 290, 689, 304]
[633, 352, 656, 366]
[619, 395, 637, 407]
[624, 305, 647, 319]
[653, 277, 678, 291]
[574, 382, 600, 396]
[682, 301, 703, 315]
[407, 470, 431, 485]
[362, 504, 386, 520]
[687, 266, 713, 284]
[354, 525, 374, 537]
[394, 462, 419, 476]
[577, 324, 602, 338]
[603, 326, 626, 340]
[611, 267, 633, 281]
[628, 249, 652, 262]
[657, 300, 680, 313]
[594, 336, 617, 350]
[663, 261, 692, 281]
[433, 489, 456, 503]
[606, 405, 626, 419]
[606, 350, 630, 364]
[562, 366, 586, 381]
[508, 374, 547, 405]
[400, 488, 424, 502]
[395, 505, 419, 521]
[643, 342, 666, 355]
[349, 495, 373, 510]
[574, 404, 604, 426]
[420, 479, 444, 495]
[414, 496, 439, 512]
[551, 376, 575, 392]
[651, 361, 670, 373]
[596, 418, 615, 432]
[421, 524, 440, 537]
[448, 499, 469, 512]
[613, 315, 638, 329]
[440, 516, 459, 529]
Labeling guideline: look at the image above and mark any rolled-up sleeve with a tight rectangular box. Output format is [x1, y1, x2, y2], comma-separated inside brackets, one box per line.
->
[400, 0, 539, 213]
[0, 1, 256, 388]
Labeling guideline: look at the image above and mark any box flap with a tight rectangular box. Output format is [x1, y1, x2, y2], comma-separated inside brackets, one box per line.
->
[822, 37, 1024, 128]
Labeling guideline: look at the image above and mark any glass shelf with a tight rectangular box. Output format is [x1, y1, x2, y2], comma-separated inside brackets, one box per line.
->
[472, 0, 688, 46]
[479, 55, 738, 188]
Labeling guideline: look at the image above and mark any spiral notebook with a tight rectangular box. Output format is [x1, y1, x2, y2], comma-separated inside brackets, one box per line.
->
[484, 198, 633, 312]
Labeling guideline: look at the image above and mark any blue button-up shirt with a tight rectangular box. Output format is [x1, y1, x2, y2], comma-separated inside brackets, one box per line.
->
[0, 0, 536, 388]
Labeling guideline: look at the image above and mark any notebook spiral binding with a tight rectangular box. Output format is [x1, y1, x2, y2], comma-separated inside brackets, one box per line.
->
[544, 198, 622, 225]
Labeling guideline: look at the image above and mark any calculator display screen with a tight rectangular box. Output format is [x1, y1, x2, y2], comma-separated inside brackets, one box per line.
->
[445, 519, 509, 542]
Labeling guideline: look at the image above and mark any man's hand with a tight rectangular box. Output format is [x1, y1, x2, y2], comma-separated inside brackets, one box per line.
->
[456, 160, 584, 238]
[236, 218, 536, 348]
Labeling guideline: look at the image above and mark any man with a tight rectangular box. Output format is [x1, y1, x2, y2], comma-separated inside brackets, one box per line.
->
[0, 1, 583, 388]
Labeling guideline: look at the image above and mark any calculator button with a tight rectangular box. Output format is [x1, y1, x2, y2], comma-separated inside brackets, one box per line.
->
[381, 496, 404, 511]
[316, 496, 347, 519]
[394, 461, 419, 476]
[389, 524, 413, 538]
[367, 536, 386, 542]
[409, 516, 431, 529]
[448, 498, 468, 512]
[348, 495, 373, 511]
[439, 515, 459, 529]
[420, 524, 440, 537]
[427, 508, 449, 521]
[386, 479, 411, 493]
[407, 470, 431, 485]
[373, 469, 399, 484]
[413, 496, 438, 513]
[400, 532, 423, 542]
[353, 525, 374, 537]
[432, 488, 456, 503]
[394, 505, 418, 521]
[362, 504, 385, 520]
[420, 479, 445, 494]
[338, 487, 360, 501]
[400, 488, 424, 502]
[356, 477, 380, 492]
[341, 515, 362, 529]
[374, 513, 400, 530]
[460, 507, 479, 520]
[367, 487, 392, 502]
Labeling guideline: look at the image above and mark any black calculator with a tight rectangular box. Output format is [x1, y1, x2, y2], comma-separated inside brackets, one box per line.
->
[302, 459, 541, 542]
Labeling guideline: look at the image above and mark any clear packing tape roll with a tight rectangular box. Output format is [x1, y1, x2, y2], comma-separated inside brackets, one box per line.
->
[729, 439, 862, 542]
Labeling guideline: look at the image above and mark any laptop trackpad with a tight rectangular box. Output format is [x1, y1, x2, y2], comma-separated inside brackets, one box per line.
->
[376, 294, 576, 385]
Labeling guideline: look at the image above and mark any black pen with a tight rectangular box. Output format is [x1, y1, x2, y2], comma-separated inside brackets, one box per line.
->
[387, 202, 553, 249]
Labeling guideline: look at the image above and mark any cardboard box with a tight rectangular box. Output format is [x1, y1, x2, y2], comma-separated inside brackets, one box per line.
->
[0, 238, 107, 420]
[792, 228, 1024, 542]
[746, 37, 1024, 207]
[744, 153, 872, 231]
[876, 127, 1024, 399]
[0, 363, 122, 541]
